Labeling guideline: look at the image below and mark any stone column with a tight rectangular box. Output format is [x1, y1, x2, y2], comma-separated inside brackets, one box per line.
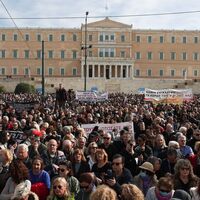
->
[81, 65, 84, 78]
[120, 65, 123, 78]
[126, 65, 129, 78]
[109, 65, 111, 79]
[115, 65, 117, 78]
[104, 65, 106, 78]
[92, 65, 95, 78]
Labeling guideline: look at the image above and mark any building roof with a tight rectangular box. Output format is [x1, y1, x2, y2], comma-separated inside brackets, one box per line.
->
[86, 17, 132, 28]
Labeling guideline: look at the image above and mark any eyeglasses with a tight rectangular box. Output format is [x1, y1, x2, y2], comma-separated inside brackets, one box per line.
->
[53, 185, 62, 190]
[103, 137, 110, 140]
[181, 167, 190, 171]
[112, 162, 122, 166]
[58, 168, 66, 173]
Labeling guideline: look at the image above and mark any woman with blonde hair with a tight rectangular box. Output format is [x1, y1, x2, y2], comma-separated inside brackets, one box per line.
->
[86, 142, 98, 170]
[47, 177, 73, 200]
[90, 185, 117, 200]
[121, 184, 144, 200]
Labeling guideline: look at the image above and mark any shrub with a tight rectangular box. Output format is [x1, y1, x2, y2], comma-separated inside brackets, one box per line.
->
[14, 83, 35, 94]
[0, 85, 6, 93]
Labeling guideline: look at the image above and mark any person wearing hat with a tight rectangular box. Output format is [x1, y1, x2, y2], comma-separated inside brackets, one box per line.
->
[133, 161, 158, 195]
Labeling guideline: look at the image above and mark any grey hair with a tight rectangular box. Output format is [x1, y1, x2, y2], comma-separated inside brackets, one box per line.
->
[17, 143, 29, 153]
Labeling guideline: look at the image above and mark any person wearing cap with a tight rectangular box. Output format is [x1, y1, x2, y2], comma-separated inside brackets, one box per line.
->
[133, 161, 157, 195]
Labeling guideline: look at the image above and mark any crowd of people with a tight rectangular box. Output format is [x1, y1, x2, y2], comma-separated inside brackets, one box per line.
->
[0, 89, 200, 200]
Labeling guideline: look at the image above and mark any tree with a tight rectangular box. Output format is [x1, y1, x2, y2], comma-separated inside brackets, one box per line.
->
[0, 85, 6, 93]
[14, 83, 35, 94]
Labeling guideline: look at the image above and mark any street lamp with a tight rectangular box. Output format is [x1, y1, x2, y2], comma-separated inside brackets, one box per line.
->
[81, 11, 92, 91]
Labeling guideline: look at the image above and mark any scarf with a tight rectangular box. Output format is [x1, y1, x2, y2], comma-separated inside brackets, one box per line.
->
[155, 188, 172, 200]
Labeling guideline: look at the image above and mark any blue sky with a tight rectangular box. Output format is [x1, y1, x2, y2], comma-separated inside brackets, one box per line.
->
[0, 0, 200, 29]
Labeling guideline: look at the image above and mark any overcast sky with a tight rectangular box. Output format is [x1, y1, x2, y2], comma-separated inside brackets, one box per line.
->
[0, 0, 200, 30]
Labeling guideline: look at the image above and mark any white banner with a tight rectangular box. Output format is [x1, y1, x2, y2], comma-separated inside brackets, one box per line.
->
[75, 91, 108, 102]
[81, 121, 134, 139]
[144, 88, 193, 103]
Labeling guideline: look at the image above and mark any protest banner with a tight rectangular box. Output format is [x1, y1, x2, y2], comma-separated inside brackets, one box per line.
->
[144, 88, 193, 104]
[8, 130, 25, 143]
[75, 91, 108, 102]
[81, 121, 134, 140]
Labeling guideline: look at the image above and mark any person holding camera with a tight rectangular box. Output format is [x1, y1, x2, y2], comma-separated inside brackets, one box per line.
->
[104, 154, 133, 195]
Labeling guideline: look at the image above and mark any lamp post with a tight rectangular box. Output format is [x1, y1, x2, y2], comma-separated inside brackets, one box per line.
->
[42, 40, 45, 95]
[81, 11, 92, 91]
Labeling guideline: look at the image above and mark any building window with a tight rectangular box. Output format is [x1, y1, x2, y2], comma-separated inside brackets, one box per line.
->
[160, 36, 164, 43]
[61, 34, 65, 41]
[72, 51, 77, 59]
[24, 67, 29, 76]
[105, 35, 109, 41]
[0, 50, 5, 58]
[37, 50, 41, 59]
[99, 34, 103, 42]
[182, 52, 187, 60]
[60, 68, 65, 76]
[120, 51, 125, 58]
[183, 36, 187, 43]
[48, 34, 53, 41]
[147, 69, 152, 77]
[12, 67, 18, 75]
[72, 68, 77, 76]
[13, 50, 18, 58]
[73, 34, 77, 41]
[24, 50, 29, 59]
[147, 52, 152, 60]
[135, 69, 140, 76]
[48, 68, 53, 76]
[136, 35, 140, 43]
[99, 49, 103, 57]
[0, 68, 5, 75]
[89, 34, 92, 42]
[2, 34, 6, 41]
[136, 52, 141, 60]
[110, 48, 115, 57]
[110, 34, 115, 41]
[13, 34, 18, 41]
[88, 50, 92, 57]
[48, 50, 53, 59]
[61, 50, 65, 59]
[37, 34, 41, 42]
[121, 35, 125, 42]
[182, 69, 187, 77]
[37, 67, 41, 75]
[147, 36, 152, 43]
[171, 52, 176, 60]
[159, 52, 164, 60]
[159, 69, 164, 77]
[170, 69, 175, 77]
[105, 49, 109, 57]
[193, 52, 199, 60]
[194, 36, 198, 44]
[25, 34, 29, 41]
[194, 70, 198, 77]
[171, 36, 175, 43]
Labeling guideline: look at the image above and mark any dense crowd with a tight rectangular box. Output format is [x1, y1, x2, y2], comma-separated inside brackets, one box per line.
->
[0, 88, 200, 200]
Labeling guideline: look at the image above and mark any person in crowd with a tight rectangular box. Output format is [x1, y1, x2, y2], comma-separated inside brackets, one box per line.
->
[120, 139, 139, 177]
[92, 148, 111, 180]
[41, 139, 66, 178]
[105, 154, 133, 195]
[16, 143, 32, 169]
[162, 123, 175, 145]
[71, 148, 90, 180]
[145, 177, 175, 200]
[0, 148, 13, 192]
[0, 131, 10, 149]
[76, 137, 87, 153]
[158, 148, 178, 177]
[55, 83, 67, 110]
[29, 156, 50, 200]
[58, 160, 80, 196]
[89, 184, 117, 200]
[188, 141, 200, 177]
[147, 156, 162, 179]
[62, 140, 74, 161]
[172, 189, 192, 200]
[28, 129, 47, 159]
[178, 135, 194, 158]
[121, 184, 144, 200]
[47, 177, 73, 200]
[0, 160, 30, 200]
[86, 142, 98, 170]
[153, 134, 168, 157]
[173, 159, 198, 194]
[99, 132, 117, 161]
[11, 180, 39, 200]
[135, 134, 153, 164]
[190, 179, 200, 200]
[75, 172, 96, 200]
[133, 161, 157, 196]
[187, 128, 200, 152]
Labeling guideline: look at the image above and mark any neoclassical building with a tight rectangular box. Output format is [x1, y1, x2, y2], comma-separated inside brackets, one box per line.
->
[0, 17, 200, 92]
